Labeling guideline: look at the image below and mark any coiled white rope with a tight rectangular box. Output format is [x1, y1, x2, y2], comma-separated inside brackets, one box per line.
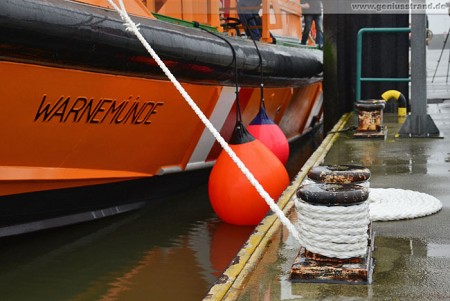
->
[106, 0, 302, 243]
[294, 186, 443, 258]
[295, 198, 370, 258]
[369, 188, 443, 221]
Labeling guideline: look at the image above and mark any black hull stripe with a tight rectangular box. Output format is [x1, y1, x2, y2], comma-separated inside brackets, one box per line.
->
[0, 0, 322, 87]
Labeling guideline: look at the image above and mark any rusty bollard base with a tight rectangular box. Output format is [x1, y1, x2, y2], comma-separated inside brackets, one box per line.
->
[290, 225, 375, 284]
[353, 126, 387, 139]
[290, 233, 374, 284]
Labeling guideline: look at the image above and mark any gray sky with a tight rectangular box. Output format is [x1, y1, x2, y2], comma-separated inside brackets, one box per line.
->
[427, 0, 450, 34]
[428, 14, 450, 34]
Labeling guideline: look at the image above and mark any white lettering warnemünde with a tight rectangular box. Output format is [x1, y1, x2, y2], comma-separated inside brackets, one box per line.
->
[34, 95, 164, 125]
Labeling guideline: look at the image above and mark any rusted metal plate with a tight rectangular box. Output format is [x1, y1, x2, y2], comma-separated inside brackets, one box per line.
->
[353, 126, 387, 139]
[290, 228, 375, 284]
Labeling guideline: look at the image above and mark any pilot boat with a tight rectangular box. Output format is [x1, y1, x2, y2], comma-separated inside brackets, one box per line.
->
[0, 0, 322, 236]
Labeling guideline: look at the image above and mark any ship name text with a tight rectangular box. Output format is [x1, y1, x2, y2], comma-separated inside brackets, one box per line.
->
[34, 95, 164, 125]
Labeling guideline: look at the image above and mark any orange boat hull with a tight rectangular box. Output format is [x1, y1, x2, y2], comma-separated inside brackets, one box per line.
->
[0, 60, 322, 197]
[0, 0, 323, 235]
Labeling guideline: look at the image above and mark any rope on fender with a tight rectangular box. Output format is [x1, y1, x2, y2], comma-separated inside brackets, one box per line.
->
[105, 0, 302, 243]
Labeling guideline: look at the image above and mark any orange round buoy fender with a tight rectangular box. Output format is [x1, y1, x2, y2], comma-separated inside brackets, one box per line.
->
[247, 107, 290, 164]
[208, 122, 290, 226]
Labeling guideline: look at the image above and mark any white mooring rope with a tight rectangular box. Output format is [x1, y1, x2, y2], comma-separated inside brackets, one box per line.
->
[295, 198, 370, 258]
[106, 0, 302, 243]
[369, 188, 443, 221]
[294, 187, 443, 258]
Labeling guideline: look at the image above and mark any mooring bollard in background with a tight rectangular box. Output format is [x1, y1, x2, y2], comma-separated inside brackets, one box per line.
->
[354, 99, 387, 139]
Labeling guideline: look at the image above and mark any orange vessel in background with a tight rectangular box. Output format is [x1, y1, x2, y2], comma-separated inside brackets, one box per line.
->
[0, 0, 322, 236]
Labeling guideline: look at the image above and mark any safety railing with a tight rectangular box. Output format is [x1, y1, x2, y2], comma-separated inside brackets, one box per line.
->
[356, 27, 411, 101]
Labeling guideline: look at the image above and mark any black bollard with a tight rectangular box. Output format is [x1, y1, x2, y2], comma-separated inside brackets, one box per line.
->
[290, 166, 375, 284]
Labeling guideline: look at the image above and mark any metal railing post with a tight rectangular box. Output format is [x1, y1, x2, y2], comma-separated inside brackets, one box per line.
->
[355, 27, 411, 102]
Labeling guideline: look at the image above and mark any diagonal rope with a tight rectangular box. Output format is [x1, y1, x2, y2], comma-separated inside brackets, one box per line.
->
[106, 0, 302, 243]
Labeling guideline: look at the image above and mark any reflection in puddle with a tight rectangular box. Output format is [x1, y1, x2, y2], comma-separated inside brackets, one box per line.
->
[427, 243, 450, 258]
[236, 234, 450, 300]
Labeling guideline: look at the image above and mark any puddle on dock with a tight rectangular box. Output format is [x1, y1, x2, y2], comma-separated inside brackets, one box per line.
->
[0, 127, 322, 301]
[235, 230, 450, 301]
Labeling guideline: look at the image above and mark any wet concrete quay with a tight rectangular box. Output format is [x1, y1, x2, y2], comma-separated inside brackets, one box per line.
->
[206, 49, 450, 300]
